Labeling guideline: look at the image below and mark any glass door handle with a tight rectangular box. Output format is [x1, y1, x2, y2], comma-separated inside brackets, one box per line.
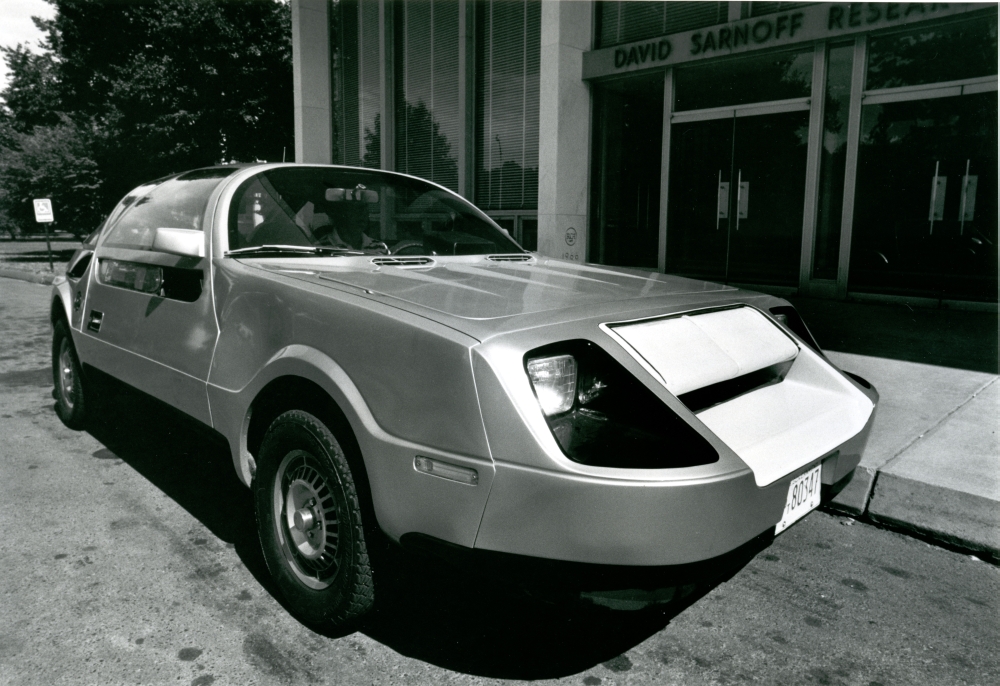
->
[928, 160, 946, 233]
[717, 170, 729, 229]
[959, 159, 978, 234]
[736, 170, 748, 229]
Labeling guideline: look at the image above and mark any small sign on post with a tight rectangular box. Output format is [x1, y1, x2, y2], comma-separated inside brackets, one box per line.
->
[33, 198, 55, 272]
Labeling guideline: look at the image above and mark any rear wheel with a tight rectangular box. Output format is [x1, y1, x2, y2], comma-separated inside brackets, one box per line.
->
[254, 410, 374, 629]
[52, 319, 88, 429]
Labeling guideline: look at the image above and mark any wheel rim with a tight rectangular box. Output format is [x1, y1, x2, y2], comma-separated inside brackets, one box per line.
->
[272, 449, 341, 590]
[58, 340, 76, 412]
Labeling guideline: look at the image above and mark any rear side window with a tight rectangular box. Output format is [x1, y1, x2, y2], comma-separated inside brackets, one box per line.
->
[103, 168, 237, 251]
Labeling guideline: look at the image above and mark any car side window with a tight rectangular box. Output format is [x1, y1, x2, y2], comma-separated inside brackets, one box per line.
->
[103, 168, 237, 252]
[229, 175, 312, 249]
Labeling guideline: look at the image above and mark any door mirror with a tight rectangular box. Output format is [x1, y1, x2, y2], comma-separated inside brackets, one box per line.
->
[152, 227, 205, 258]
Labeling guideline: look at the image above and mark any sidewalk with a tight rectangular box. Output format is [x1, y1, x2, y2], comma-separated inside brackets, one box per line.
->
[792, 296, 999, 562]
[0, 237, 74, 284]
[2, 260, 997, 560]
[824, 351, 998, 560]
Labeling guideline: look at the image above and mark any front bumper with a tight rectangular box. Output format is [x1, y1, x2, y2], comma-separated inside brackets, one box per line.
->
[472, 379, 876, 567]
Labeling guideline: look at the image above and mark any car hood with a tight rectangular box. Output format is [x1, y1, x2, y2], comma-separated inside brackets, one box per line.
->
[249, 257, 746, 338]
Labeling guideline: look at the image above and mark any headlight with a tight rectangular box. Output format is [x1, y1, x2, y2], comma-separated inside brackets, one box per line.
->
[526, 355, 577, 415]
[524, 341, 718, 469]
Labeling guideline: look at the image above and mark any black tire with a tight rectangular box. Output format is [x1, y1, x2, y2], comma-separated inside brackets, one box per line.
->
[254, 409, 375, 629]
[52, 319, 88, 429]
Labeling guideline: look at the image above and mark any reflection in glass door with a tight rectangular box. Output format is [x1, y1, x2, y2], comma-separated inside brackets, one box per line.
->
[666, 110, 809, 286]
[850, 93, 998, 301]
[490, 215, 538, 251]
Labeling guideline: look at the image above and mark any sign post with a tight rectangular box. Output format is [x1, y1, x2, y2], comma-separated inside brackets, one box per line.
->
[32, 198, 54, 272]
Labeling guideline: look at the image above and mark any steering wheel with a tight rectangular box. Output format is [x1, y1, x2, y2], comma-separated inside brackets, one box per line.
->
[390, 240, 428, 256]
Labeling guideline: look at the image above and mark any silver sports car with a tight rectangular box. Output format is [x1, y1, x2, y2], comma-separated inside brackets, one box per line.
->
[51, 163, 878, 627]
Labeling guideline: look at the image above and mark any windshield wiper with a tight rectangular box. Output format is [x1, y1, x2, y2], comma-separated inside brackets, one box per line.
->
[225, 244, 363, 257]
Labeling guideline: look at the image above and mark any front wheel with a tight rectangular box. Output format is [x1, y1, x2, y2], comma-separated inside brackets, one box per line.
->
[254, 410, 375, 630]
[52, 319, 89, 429]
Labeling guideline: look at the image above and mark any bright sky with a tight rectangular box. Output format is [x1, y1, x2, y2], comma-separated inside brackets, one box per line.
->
[0, 0, 56, 92]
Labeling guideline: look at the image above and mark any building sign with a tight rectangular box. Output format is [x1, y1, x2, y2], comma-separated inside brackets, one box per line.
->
[583, 3, 981, 80]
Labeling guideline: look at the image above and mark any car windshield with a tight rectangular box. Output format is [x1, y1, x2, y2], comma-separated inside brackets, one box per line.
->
[228, 167, 524, 257]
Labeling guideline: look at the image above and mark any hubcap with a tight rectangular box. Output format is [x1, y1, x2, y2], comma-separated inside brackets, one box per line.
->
[58, 341, 75, 411]
[272, 450, 341, 589]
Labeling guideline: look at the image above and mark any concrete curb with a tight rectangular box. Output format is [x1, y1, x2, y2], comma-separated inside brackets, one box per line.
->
[0, 266, 58, 285]
[824, 472, 999, 563]
[824, 466, 1000, 563]
[866, 472, 999, 562]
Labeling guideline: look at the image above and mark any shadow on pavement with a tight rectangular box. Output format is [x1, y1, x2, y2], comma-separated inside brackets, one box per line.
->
[789, 296, 998, 374]
[81, 377, 277, 598]
[78, 374, 744, 680]
[355, 549, 727, 679]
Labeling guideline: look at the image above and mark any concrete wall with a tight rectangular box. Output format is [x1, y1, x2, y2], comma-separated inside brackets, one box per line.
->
[292, 0, 333, 164]
[537, 0, 593, 262]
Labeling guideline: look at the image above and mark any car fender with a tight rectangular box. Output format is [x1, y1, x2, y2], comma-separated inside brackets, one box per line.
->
[50, 277, 73, 326]
[207, 344, 496, 546]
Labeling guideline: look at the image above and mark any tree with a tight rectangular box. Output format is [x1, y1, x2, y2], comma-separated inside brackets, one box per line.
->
[0, 43, 61, 134]
[49, 0, 294, 201]
[0, 115, 103, 237]
[0, 0, 294, 236]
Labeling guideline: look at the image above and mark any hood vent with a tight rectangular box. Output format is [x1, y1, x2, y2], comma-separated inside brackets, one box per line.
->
[370, 256, 435, 268]
[486, 254, 533, 262]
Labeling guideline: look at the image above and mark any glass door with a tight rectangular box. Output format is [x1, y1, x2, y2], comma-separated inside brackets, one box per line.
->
[850, 92, 998, 301]
[664, 117, 735, 281]
[728, 111, 810, 285]
[666, 109, 809, 286]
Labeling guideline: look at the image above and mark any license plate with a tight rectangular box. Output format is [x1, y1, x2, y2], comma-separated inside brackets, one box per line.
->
[776, 464, 822, 534]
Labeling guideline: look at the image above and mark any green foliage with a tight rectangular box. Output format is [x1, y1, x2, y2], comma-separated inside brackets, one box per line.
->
[0, 116, 103, 237]
[0, 44, 61, 134]
[0, 0, 293, 236]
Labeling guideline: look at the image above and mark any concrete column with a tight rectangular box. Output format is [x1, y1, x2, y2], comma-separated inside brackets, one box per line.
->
[537, 0, 592, 262]
[292, 0, 333, 163]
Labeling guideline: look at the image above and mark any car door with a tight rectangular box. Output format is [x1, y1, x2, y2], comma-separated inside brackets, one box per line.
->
[78, 168, 236, 425]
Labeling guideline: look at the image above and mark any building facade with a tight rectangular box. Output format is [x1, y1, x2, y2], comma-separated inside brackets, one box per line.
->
[292, 1, 998, 305]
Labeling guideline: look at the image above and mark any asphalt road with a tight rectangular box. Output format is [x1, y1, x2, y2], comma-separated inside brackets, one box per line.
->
[1, 277, 998, 686]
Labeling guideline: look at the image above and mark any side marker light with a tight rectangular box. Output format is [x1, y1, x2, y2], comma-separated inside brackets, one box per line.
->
[414, 456, 479, 486]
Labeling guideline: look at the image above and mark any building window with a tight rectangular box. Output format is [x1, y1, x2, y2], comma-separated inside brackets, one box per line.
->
[866, 14, 998, 91]
[748, 2, 817, 19]
[596, 1, 728, 48]
[674, 48, 813, 111]
[394, 1, 461, 191]
[475, 0, 540, 212]
[340, 0, 381, 168]
[591, 75, 664, 269]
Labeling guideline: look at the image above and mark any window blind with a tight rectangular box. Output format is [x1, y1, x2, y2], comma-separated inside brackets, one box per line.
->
[475, 0, 540, 211]
[597, 1, 728, 48]
[749, 2, 817, 18]
[394, 1, 460, 191]
[341, 0, 381, 168]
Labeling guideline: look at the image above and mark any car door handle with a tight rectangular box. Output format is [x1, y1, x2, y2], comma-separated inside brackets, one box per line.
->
[87, 310, 104, 333]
